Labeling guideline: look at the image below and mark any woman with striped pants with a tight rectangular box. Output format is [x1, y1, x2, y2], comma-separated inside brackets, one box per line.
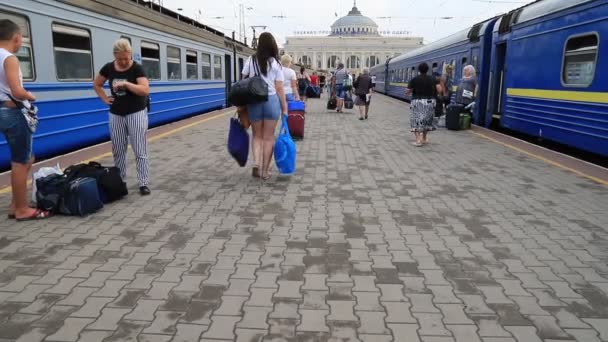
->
[93, 39, 151, 195]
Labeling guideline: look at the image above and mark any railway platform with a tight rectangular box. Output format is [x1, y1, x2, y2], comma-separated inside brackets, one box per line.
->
[0, 94, 607, 342]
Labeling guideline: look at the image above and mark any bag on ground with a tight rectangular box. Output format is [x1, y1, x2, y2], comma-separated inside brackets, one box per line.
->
[274, 114, 297, 174]
[327, 96, 337, 110]
[59, 177, 104, 216]
[227, 116, 249, 167]
[63, 162, 127, 203]
[344, 93, 354, 109]
[287, 101, 306, 140]
[446, 104, 464, 131]
[32, 164, 63, 203]
[35, 173, 68, 213]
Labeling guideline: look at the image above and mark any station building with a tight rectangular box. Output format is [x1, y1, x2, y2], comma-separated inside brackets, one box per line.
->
[282, 2, 424, 72]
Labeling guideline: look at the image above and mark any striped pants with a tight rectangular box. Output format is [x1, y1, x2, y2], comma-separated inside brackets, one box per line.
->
[109, 109, 149, 186]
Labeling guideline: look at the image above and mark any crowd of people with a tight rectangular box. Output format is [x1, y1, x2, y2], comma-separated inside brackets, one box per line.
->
[1, 18, 477, 221]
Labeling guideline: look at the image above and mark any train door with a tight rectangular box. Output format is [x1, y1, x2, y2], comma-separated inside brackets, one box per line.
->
[488, 43, 506, 127]
[470, 47, 480, 123]
[224, 54, 232, 106]
[238, 58, 244, 80]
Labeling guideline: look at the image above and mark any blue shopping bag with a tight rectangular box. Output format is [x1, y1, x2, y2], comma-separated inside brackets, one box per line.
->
[227, 116, 249, 167]
[274, 114, 296, 174]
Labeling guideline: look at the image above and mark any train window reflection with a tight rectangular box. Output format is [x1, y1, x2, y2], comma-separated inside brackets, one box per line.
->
[167, 46, 181, 80]
[52, 24, 92, 81]
[186, 50, 198, 80]
[201, 53, 211, 80]
[213, 55, 222, 80]
[141, 41, 160, 80]
[0, 11, 35, 81]
[562, 34, 598, 87]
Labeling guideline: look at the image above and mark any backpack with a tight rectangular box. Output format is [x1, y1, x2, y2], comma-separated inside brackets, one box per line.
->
[63, 162, 128, 203]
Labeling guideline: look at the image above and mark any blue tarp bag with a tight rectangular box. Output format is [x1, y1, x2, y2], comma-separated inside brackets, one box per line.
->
[227, 116, 249, 167]
[274, 114, 296, 174]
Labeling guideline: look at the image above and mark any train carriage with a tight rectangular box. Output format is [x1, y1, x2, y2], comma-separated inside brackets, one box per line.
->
[486, 0, 608, 156]
[380, 17, 499, 126]
[0, 0, 254, 170]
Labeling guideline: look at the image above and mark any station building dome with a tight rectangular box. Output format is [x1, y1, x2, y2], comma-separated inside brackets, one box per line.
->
[330, 3, 380, 36]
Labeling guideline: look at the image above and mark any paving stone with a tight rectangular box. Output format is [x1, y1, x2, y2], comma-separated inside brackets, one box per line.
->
[202, 315, 241, 340]
[504, 326, 543, 342]
[172, 323, 208, 342]
[237, 306, 272, 329]
[214, 295, 247, 316]
[70, 297, 114, 318]
[298, 309, 329, 332]
[358, 311, 389, 335]
[437, 304, 474, 325]
[388, 323, 421, 342]
[85, 307, 130, 330]
[123, 299, 164, 321]
[327, 300, 357, 322]
[45, 317, 95, 341]
[270, 300, 300, 320]
[354, 291, 384, 311]
[447, 324, 482, 342]
[143, 310, 184, 334]
[56, 287, 98, 306]
[413, 312, 451, 336]
[581, 319, 608, 341]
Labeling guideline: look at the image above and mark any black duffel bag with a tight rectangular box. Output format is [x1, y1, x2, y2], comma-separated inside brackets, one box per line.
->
[64, 162, 127, 203]
[228, 56, 268, 106]
[36, 173, 69, 213]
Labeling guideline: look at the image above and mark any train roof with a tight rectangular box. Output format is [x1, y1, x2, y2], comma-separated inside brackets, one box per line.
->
[514, 0, 596, 24]
[58, 0, 253, 53]
[388, 18, 496, 66]
[494, 0, 596, 34]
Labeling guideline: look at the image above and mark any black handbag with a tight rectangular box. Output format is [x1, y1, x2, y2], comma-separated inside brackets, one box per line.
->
[228, 56, 268, 106]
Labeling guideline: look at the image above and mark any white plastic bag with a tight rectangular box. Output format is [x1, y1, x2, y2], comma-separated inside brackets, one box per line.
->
[31, 164, 62, 203]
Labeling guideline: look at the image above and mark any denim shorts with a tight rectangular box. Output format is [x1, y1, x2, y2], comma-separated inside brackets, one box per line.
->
[0, 107, 33, 164]
[247, 94, 281, 122]
[335, 85, 346, 99]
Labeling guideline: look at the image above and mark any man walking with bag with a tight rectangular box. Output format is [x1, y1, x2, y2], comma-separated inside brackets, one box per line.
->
[0, 19, 49, 221]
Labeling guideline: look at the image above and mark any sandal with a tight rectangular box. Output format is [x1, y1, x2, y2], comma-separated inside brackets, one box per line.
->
[16, 209, 50, 222]
[252, 166, 260, 178]
[261, 171, 272, 181]
[413, 142, 423, 147]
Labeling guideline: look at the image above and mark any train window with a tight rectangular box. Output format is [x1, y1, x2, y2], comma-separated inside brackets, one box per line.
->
[213, 55, 222, 80]
[186, 50, 198, 80]
[450, 60, 456, 77]
[167, 46, 182, 80]
[141, 41, 160, 80]
[562, 34, 598, 87]
[472, 56, 478, 70]
[121, 36, 131, 44]
[0, 11, 35, 81]
[52, 24, 92, 81]
[432, 63, 438, 74]
[201, 53, 211, 79]
[462, 57, 467, 66]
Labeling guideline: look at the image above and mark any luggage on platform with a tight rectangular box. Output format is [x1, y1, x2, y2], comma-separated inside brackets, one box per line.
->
[460, 113, 472, 130]
[35, 173, 68, 213]
[59, 177, 104, 217]
[344, 93, 354, 109]
[63, 162, 127, 203]
[288, 100, 305, 112]
[306, 86, 321, 98]
[227, 115, 250, 167]
[446, 104, 464, 131]
[288, 100, 305, 139]
[274, 114, 297, 174]
[327, 96, 337, 110]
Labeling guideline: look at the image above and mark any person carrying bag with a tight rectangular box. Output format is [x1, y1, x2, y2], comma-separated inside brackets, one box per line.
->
[228, 56, 268, 106]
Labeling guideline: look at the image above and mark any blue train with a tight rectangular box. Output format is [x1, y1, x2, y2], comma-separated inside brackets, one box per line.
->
[1, 0, 254, 170]
[371, 0, 608, 157]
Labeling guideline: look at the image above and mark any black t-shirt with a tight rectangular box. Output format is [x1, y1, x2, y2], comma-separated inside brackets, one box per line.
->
[99, 62, 147, 116]
[408, 74, 436, 99]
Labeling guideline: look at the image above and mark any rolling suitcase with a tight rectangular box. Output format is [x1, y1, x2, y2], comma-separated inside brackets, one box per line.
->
[327, 96, 337, 110]
[59, 177, 104, 216]
[287, 101, 305, 139]
[446, 104, 464, 131]
[344, 93, 354, 109]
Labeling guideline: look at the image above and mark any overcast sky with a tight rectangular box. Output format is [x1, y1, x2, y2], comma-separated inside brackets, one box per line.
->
[163, 0, 536, 46]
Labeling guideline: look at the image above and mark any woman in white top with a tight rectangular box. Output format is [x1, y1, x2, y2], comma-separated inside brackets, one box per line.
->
[241, 32, 287, 180]
[280, 54, 299, 102]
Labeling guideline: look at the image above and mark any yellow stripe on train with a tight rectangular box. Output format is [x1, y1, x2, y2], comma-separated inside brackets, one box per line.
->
[507, 88, 608, 104]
